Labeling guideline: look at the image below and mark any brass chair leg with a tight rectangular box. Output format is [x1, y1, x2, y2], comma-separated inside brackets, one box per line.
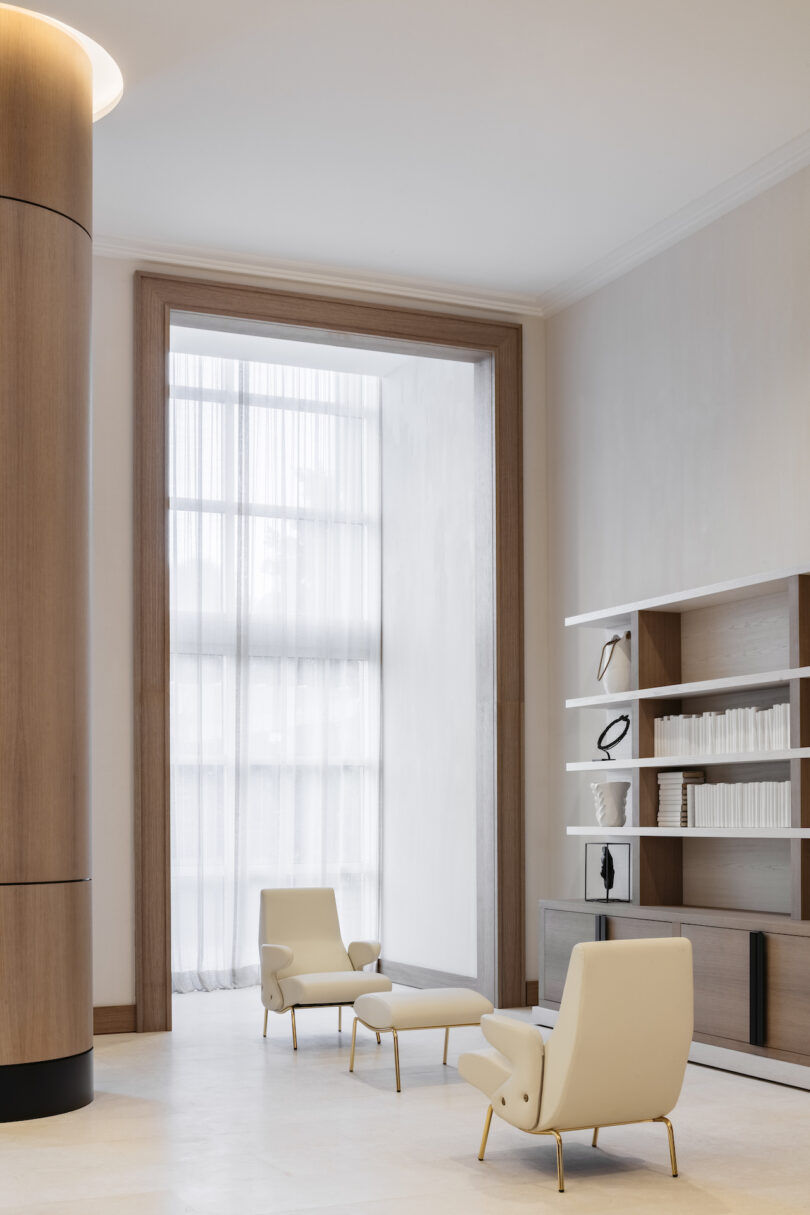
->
[592, 1127, 599, 1148]
[654, 1116, 678, 1177]
[392, 1028, 401, 1092]
[551, 1130, 565, 1192]
[478, 1105, 493, 1161]
[291, 1008, 298, 1050]
[376, 1032, 381, 1044]
[262, 1008, 268, 1038]
[349, 1017, 358, 1072]
[443, 1026, 450, 1065]
[338, 1006, 342, 1032]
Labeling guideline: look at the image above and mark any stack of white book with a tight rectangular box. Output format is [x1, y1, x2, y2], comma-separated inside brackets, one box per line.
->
[691, 781, 791, 828]
[658, 771, 704, 826]
[654, 703, 790, 757]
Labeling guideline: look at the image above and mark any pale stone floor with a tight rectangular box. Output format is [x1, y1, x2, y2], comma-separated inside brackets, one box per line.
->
[1, 987, 808, 1213]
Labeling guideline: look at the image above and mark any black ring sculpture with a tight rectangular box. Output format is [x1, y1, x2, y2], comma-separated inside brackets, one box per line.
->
[596, 714, 630, 760]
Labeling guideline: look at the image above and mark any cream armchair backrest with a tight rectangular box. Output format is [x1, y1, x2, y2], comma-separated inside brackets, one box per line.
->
[259, 887, 353, 990]
[537, 937, 693, 1131]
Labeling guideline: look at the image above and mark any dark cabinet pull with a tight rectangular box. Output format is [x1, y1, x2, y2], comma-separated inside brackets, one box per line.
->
[594, 914, 608, 942]
[749, 932, 766, 1047]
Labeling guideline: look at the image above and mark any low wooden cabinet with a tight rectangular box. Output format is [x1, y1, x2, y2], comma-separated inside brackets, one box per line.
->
[539, 900, 810, 1068]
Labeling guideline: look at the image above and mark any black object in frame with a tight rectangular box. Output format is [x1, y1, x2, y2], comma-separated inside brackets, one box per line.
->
[585, 841, 631, 903]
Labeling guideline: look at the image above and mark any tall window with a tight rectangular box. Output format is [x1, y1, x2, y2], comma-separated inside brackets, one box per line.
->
[168, 335, 381, 991]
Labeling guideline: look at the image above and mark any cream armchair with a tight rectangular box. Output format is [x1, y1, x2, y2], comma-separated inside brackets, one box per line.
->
[459, 937, 693, 1192]
[259, 887, 391, 1048]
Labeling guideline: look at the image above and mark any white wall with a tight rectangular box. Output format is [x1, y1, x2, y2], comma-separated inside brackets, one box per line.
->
[380, 357, 479, 978]
[89, 254, 548, 1003]
[546, 164, 810, 912]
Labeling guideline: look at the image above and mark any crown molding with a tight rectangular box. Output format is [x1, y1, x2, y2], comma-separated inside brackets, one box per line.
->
[94, 127, 810, 322]
[91, 235, 547, 318]
[539, 127, 810, 315]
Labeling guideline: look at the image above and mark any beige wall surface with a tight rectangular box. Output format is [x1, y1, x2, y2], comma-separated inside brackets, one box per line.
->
[546, 165, 810, 913]
[89, 255, 548, 1004]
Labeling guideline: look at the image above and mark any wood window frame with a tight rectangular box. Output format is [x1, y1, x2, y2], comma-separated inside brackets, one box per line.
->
[134, 272, 524, 1030]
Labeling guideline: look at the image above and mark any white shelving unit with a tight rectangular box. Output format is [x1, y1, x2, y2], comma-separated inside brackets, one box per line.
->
[563, 565, 810, 918]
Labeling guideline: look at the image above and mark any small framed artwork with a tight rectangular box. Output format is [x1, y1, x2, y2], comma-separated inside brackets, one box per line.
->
[584, 841, 631, 903]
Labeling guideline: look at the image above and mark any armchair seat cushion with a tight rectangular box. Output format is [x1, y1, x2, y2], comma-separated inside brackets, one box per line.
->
[280, 970, 391, 1007]
[354, 986, 493, 1031]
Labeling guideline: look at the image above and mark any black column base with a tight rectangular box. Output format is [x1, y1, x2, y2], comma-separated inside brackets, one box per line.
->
[0, 1048, 93, 1121]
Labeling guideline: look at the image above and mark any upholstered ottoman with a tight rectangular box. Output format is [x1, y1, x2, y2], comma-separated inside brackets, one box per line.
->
[350, 987, 494, 1091]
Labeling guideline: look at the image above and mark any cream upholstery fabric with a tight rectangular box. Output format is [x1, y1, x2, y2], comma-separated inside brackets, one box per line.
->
[459, 938, 693, 1134]
[348, 940, 382, 969]
[281, 970, 391, 1007]
[460, 1016, 545, 1131]
[258, 887, 391, 1012]
[354, 987, 493, 1030]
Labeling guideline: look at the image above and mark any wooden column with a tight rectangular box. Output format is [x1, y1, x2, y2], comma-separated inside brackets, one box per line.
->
[0, 8, 93, 1119]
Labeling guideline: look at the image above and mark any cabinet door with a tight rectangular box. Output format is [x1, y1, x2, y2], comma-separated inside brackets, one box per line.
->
[606, 916, 674, 941]
[542, 910, 596, 1003]
[682, 924, 750, 1043]
[765, 933, 810, 1056]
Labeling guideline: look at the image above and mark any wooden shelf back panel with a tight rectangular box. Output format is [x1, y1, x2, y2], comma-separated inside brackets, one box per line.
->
[681, 591, 789, 683]
[632, 610, 682, 689]
[0, 882, 92, 1065]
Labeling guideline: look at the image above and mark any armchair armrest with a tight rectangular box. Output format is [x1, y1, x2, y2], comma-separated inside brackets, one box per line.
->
[260, 943, 294, 1011]
[481, 1013, 545, 1132]
[348, 940, 381, 969]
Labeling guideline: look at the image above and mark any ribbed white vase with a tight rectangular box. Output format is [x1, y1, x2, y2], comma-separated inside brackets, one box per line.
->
[590, 781, 630, 827]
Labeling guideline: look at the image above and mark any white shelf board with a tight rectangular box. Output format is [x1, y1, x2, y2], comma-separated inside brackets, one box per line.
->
[565, 667, 810, 710]
[564, 563, 808, 630]
[567, 826, 810, 838]
[566, 748, 810, 772]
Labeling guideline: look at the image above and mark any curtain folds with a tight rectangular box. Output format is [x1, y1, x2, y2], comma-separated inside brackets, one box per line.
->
[168, 349, 381, 992]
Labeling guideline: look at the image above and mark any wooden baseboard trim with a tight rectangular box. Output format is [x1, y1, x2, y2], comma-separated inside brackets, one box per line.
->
[524, 980, 539, 1007]
[93, 1005, 137, 1034]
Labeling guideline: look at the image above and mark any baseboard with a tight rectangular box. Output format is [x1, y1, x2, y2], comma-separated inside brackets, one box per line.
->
[93, 1005, 137, 1034]
[525, 980, 539, 1007]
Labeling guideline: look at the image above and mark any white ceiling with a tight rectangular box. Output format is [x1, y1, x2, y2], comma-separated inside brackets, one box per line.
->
[49, 0, 810, 312]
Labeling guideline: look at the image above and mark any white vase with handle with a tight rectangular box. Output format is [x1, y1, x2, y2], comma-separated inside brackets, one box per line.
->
[590, 781, 630, 827]
[597, 631, 631, 694]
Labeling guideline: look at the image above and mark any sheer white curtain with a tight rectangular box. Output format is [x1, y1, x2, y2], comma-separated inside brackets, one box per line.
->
[168, 345, 381, 992]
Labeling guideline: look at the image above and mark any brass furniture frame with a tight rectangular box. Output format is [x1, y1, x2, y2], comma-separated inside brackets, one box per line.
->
[349, 1014, 478, 1092]
[478, 1105, 678, 1193]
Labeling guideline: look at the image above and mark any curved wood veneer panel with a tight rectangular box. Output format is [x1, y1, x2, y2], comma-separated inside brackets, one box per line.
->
[0, 8, 92, 231]
[0, 882, 92, 1065]
[0, 199, 90, 884]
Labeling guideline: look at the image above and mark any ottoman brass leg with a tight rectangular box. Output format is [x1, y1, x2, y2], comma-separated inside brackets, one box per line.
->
[349, 1017, 358, 1072]
[291, 1008, 297, 1050]
[338, 1006, 342, 1032]
[376, 1032, 381, 1044]
[592, 1127, 599, 1148]
[262, 1009, 268, 1038]
[392, 1028, 401, 1092]
[443, 1026, 449, 1065]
